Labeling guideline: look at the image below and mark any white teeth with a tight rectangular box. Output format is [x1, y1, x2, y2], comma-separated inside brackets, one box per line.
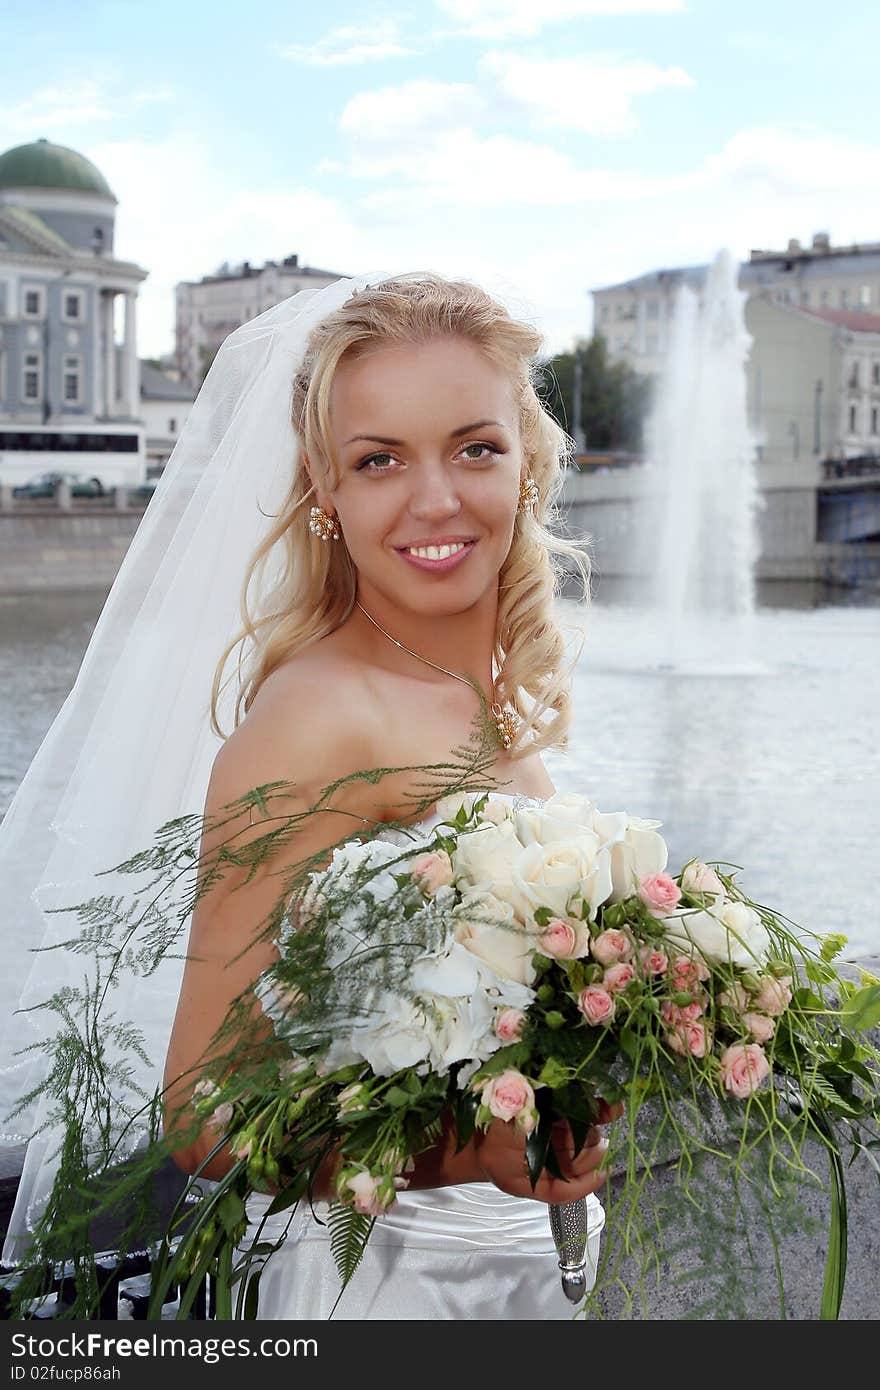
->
[407, 542, 467, 560]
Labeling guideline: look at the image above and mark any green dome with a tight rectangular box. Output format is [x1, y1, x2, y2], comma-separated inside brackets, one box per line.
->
[0, 139, 115, 199]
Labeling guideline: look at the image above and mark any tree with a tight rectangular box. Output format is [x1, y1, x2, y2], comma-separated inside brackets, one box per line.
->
[539, 335, 652, 452]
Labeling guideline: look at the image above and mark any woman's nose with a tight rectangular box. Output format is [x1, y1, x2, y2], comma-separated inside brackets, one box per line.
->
[407, 464, 462, 521]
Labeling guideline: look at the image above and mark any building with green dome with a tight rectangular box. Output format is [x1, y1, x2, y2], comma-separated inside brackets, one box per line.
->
[0, 139, 148, 486]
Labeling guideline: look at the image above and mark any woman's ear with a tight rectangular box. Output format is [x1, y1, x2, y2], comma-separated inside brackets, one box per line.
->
[302, 451, 332, 512]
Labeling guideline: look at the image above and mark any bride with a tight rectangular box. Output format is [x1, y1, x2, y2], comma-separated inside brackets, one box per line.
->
[1, 270, 608, 1319]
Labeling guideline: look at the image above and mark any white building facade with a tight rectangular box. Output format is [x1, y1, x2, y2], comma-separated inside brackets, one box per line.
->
[175, 255, 346, 389]
[593, 234, 880, 380]
[0, 139, 149, 487]
[139, 360, 194, 475]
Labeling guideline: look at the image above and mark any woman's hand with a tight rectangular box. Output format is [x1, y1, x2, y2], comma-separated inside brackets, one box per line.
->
[473, 1114, 612, 1205]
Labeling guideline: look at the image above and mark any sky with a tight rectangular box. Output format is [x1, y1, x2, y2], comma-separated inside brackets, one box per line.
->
[1, 0, 878, 359]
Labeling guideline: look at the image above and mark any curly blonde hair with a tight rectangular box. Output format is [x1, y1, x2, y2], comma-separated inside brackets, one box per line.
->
[211, 272, 592, 757]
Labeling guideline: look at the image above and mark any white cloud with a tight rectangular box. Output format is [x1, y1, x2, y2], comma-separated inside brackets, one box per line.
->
[339, 79, 485, 144]
[435, 0, 685, 40]
[132, 88, 174, 106]
[277, 19, 412, 66]
[1, 82, 116, 135]
[479, 51, 694, 134]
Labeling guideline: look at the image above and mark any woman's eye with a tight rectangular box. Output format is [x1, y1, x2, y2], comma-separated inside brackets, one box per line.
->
[356, 452, 396, 472]
[461, 443, 499, 462]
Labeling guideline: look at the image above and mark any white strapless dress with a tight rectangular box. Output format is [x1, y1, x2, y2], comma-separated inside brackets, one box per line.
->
[240, 792, 605, 1321]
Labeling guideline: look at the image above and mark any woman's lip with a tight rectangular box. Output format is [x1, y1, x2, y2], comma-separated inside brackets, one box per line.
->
[396, 540, 477, 572]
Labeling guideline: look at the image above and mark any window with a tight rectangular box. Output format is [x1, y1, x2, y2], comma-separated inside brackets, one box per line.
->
[848, 404, 858, 434]
[0, 347, 6, 402]
[168, 417, 177, 433]
[840, 288, 849, 308]
[872, 406, 879, 436]
[820, 290, 829, 306]
[849, 362, 860, 390]
[646, 299, 659, 320]
[616, 303, 625, 320]
[0, 281, 7, 317]
[600, 305, 609, 322]
[62, 290, 85, 323]
[872, 360, 880, 387]
[0, 431, 139, 452]
[22, 351, 42, 402]
[63, 355, 82, 405]
[800, 290, 810, 306]
[860, 285, 871, 308]
[22, 287, 45, 319]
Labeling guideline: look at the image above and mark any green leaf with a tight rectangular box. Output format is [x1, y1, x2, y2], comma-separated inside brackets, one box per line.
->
[525, 1114, 551, 1190]
[842, 984, 880, 1033]
[385, 1085, 412, 1108]
[619, 1027, 639, 1062]
[265, 1172, 307, 1217]
[454, 1089, 478, 1149]
[242, 1270, 262, 1320]
[820, 933, 848, 963]
[328, 1204, 375, 1289]
[217, 1191, 246, 1236]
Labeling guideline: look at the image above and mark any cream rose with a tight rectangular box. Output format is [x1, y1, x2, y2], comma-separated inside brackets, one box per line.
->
[410, 850, 454, 895]
[451, 818, 525, 896]
[661, 901, 770, 968]
[453, 891, 536, 986]
[503, 837, 613, 924]
[681, 860, 725, 899]
[743, 1012, 776, 1044]
[594, 813, 668, 904]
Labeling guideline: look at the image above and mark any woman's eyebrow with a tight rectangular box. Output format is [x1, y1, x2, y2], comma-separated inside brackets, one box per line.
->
[343, 419, 507, 447]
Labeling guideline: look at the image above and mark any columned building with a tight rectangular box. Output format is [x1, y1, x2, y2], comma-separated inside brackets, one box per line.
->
[0, 139, 148, 486]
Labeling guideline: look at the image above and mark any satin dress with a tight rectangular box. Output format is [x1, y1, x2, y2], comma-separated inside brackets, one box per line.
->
[240, 793, 606, 1321]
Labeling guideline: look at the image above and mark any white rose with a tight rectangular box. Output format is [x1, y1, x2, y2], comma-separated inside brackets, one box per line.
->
[661, 900, 770, 968]
[453, 892, 536, 986]
[451, 818, 525, 894]
[435, 791, 481, 825]
[427, 991, 495, 1070]
[350, 995, 433, 1077]
[602, 815, 668, 903]
[505, 837, 613, 924]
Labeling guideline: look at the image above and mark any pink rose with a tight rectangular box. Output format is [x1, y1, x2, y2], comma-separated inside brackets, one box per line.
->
[639, 944, 669, 976]
[668, 954, 710, 989]
[210, 1101, 234, 1130]
[591, 929, 633, 966]
[577, 985, 616, 1025]
[603, 961, 636, 994]
[717, 981, 750, 1013]
[661, 997, 704, 1026]
[346, 1171, 387, 1217]
[494, 1008, 527, 1042]
[752, 975, 793, 1017]
[665, 1020, 712, 1058]
[681, 860, 725, 898]
[743, 1011, 776, 1044]
[481, 1069, 537, 1130]
[539, 917, 588, 960]
[638, 873, 682, 918]
[720, 1043, 771, 1098]
[410, 850, 454, 895]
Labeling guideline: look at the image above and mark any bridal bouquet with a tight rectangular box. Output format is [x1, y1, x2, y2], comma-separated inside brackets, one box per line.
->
[8, 750, 880, 1321]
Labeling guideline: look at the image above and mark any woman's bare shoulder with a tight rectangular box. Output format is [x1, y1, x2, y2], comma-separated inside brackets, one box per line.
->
[209, 640, 380, 812]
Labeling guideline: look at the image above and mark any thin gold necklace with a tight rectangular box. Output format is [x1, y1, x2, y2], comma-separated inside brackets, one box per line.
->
[355, 599, 520, 750]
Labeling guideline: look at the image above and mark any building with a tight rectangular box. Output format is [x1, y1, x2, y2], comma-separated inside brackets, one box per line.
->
[139, 360, 194, 475]
[0, 138, 149, 486]
[175, 255, 346, 389]
[592, 234, 880, 379]
[745, 297, 880, 470]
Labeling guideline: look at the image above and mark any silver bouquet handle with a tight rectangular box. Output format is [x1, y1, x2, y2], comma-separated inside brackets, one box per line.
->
[549, 1199, 589, 1303]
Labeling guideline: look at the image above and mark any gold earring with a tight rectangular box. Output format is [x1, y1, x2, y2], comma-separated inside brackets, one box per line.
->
[309, 505, 341, 541]
[517, 476, 539, 514]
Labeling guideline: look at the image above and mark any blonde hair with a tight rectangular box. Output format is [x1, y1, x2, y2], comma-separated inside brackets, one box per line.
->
[211, 272, 592, 757]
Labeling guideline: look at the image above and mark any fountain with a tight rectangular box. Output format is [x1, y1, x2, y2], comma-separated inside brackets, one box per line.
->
[638, 249, 762, 671]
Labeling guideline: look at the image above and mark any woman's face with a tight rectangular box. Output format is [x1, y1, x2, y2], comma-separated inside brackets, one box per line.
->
[317, 334, 524, 618]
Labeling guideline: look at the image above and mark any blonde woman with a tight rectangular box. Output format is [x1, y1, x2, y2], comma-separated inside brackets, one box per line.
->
[0, 272, 608, 1317]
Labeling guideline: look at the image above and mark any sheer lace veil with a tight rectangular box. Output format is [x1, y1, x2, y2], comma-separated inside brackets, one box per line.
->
[0, 270, 392, 1260]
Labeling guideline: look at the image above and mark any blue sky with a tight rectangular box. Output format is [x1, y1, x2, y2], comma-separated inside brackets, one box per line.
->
[2, 0, 878, 356]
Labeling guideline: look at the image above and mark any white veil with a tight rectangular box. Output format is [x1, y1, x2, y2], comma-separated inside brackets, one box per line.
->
[0, 269, 392, 1261]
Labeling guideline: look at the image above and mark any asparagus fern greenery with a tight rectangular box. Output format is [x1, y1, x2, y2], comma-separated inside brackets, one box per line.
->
[4, 699, 878, 1321]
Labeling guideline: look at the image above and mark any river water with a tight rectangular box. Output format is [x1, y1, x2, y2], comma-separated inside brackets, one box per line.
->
[2, 582, 878, 958]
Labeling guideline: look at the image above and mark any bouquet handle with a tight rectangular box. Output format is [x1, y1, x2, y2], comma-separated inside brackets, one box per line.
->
[548, 1199, 589, 1303]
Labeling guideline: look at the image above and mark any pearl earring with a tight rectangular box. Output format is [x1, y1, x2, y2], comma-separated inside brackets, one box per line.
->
[309, 506, 341, 541]
[517, 477, 539, 514]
